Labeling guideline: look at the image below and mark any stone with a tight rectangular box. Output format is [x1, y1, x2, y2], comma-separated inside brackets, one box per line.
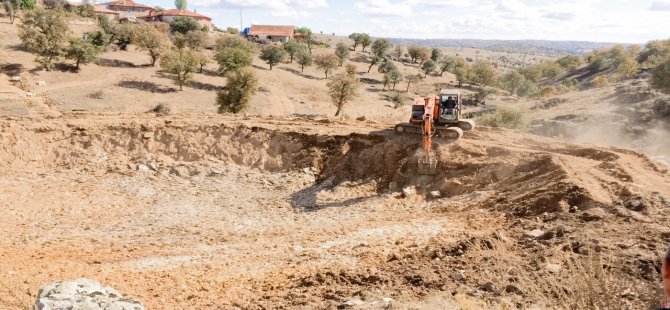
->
[388, 182, 398, 191]
[26, 92, 36, 97]
[356, 116, 366, 121]
[479, 281, 497, 292]
[9, 76, 20, 81]
[429, 191, 441, 198]
[37, 80, 47, 86]
[546, 263, 561, 273]
[505, 284, 523, 295]
[451, 271, 465, 281]
[525, 229, 544, 238]
[342, 299, 365, 307]
[35, 278, 144, 310]
[382, 297, 393, 302]
[402, 186, 416, 198]
[136, 164, 150, 173]
[142, 132, 153, 139]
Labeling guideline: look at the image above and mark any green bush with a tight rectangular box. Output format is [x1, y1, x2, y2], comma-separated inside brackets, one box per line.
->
[476, 106, 529, 130]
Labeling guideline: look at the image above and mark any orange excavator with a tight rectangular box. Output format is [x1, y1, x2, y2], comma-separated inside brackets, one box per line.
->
[394, 90, 475, 175]
[663, 247, 670, 309]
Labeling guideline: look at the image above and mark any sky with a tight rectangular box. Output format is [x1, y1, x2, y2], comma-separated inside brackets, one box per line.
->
[147, 0, 670, 43]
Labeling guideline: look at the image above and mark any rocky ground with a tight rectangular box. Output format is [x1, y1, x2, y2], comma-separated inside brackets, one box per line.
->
[0, 114, 668, 309]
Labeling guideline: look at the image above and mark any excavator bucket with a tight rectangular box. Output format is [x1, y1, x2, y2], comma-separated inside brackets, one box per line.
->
[418, 154, 438, 175]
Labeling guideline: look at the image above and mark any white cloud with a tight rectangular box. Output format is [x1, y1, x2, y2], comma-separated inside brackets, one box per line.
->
[355, 0, 413, 17]
[405, 0, 473, 7]
[650, 1, 670, 10]
[191, 0, 327, 12]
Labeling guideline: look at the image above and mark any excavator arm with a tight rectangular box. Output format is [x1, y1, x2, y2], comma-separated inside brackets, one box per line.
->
[418, 97, 438, 175]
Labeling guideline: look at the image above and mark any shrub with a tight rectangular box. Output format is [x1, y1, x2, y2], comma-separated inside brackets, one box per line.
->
[592, 75, 610, 88]
[499, 71, 524, 95]
[259, 45, 286, 70]
[159, 48, 199, 90]
[328, 73, 360, 116]
[651, 57, 670, 94]
[18, 8, 69, 71]
[345, 63, 356, 75]
[470, 61, 498, 86]
[388, 93, 404, 108]
[87, 90, 104, 99]
[226, 27, 239, 35]
[476, 106, 529, 130]
[557, 55, 582, 70]
[150, 103, 171, 114]
[216, 69, 258, 113]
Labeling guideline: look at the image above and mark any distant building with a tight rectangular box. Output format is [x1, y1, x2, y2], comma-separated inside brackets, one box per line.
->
[139, 9, 212, 31]
[66, 1, 120, 20]
[248, 25, 295, 42]
[96, 0, 154, 18]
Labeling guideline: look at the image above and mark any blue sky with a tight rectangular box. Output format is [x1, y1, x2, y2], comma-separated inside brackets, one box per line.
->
[147, 0, 670, 43]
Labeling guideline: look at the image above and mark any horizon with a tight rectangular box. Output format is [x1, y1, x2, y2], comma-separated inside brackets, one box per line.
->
[145, 0, 670, 44]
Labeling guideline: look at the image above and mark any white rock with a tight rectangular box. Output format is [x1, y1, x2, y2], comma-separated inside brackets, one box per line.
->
[402, 186, 416, 198]
[35, 278, 144, 310]
[382, 297, 393, 302]
[9, 76, 20, 81]
[525, 229, 544, 238]
[430, 191, 441, 198]
[546, 263, 561, 273]
[451, 271, 465, 281]
[26, 92, 36, 97]
[343, 299, 365, 306]
[136, 164, 150, 173]
[36, 80, 47, 86]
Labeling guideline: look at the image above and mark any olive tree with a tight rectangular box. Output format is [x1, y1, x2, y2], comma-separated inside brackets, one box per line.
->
[282, 40, 304, 63]
[652, 57, 670, 94]
[335, 43, 350, 66]
[315, 54, 339, 78]
[216, 69, 258, 113]
[295, 50, 313, 72]
[18, 8, 69, 71]
[214, 36, 254, 75]
[159, 48, 199, 90]
[405, 74, 420, 92]
[131, 24, 172, 66]
[360, 34, 372, 52]
[4, 0, 36, 24]
[421, 59, 436, 77]
[327, 73, 360, 116]
[170, 16, 200, 34]
[259, 45, 286, 70]
[65, 38, 101, 69]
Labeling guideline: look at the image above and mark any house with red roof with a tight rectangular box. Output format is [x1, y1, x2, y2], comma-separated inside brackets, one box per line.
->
[97, 0, 154, 18]
[248, 25, 295, 42]
[139, 9, 212, 31]
[66, 2, 121, 20]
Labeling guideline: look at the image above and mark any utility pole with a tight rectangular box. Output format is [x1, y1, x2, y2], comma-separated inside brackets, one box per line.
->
[240, 9, 243, 32]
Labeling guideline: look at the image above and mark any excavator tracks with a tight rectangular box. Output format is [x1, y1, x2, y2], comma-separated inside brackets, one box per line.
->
[394, 123, 464, 140]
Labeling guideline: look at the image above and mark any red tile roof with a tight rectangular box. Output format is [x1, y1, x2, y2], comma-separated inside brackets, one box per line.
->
[142, 9, 211, 21]
[95, 6, 120, 14]
[248, 25, 295, 37]
[98, 0, 154, 10]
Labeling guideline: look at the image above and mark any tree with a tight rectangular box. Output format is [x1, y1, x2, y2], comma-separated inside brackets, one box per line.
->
[259, 45, 286, 70]
[360, 34, 372, 52]
[295, 27, 313, 53]
[383, 68, 403, 90]
[43, 0, 66, 9]
[315, 54, 339, 78]
[4, 0, 35, 24]
[283, 40, 304, 63]
[174, 0, 187, 10]
[371, 38, 392, 58]
[226, 27, 239, 34]
[173, 30, 207, 50]
[170, 16, 200, 34]
[421, 59, 436, 77]
[195, 51, 208, 72]
[405, 74, 420, 92]
[160, 48, 198, 91]
[416, 47, 431, 65]
[216, 69, 258, 113]
[639, 40, 670, 68]
[470, 61, 498, 86]
[65, 38, 101, 69]
[439, 56, 456, 75]
[377, 59, 397, 74]
[214, 36, 254, 74]
[517, 79, 539, 97]
[499, 71, 524, 95]
[18, 8, 69, 71]
[407, 45, 420, 63]
[454, 66, 472, 87]
[335, 43, 350, 66]
[557, 55, 582, 70]
[74, 4, 95, 17]
[349, 33, 362, 50]
[617, 57, 638, 78]
[295, 50, 313, 72]
[115, 24, 134, 50]
[651, 57, 670, 94]
[393, 45, 404, 61]
[430, 48, 442, 62]
[327, 73, 360, 116]
[367, 55, 382, 73]
[131, 24, 171, 66]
